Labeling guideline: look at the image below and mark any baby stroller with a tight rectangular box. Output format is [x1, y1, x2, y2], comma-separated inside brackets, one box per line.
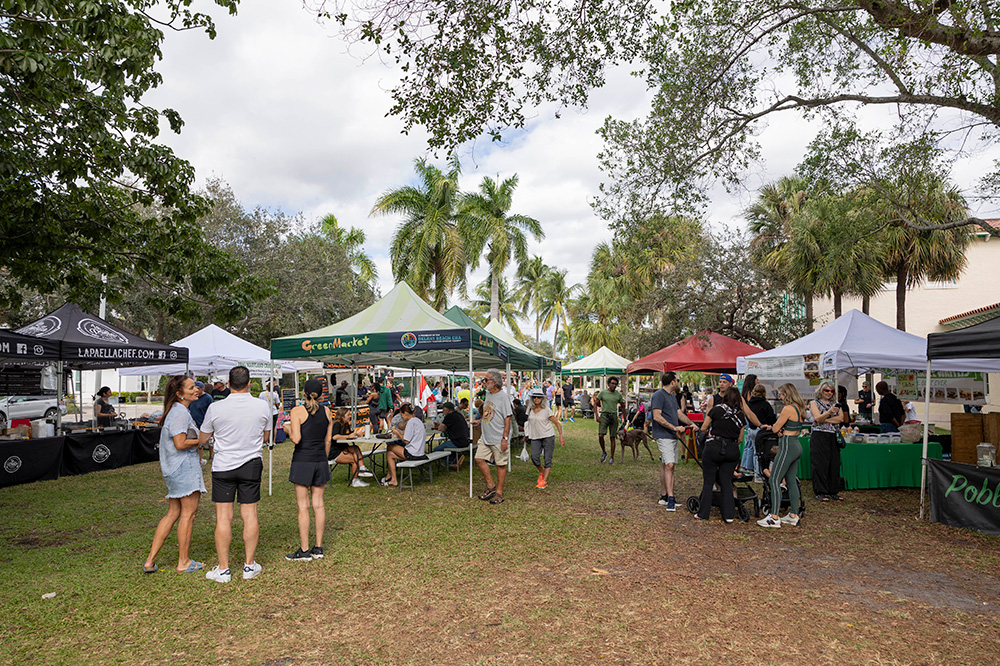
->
[755, 429, 806, 517]
[681, 434, 760, 522]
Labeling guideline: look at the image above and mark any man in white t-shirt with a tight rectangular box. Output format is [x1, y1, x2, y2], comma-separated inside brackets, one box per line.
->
[470, 369, 513, 504]
[258, 381, 280, 428]
[198, 366, 271, 584]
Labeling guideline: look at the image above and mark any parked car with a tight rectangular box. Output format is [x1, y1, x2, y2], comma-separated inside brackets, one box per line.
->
[0, 395, 67, 425]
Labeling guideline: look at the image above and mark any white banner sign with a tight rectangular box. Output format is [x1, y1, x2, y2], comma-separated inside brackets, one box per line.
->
[882, 370, 987, 406]
[743, 353, 823, 381]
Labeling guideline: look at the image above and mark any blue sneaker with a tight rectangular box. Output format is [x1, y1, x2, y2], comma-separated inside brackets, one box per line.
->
[665, 497, 677, 512]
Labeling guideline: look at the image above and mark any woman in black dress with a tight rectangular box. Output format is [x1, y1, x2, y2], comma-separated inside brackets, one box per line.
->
[283, 379, 333, 562]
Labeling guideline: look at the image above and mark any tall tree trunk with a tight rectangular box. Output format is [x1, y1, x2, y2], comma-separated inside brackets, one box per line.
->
[862, 295, 870, 315]
[805, 293, 814, 332]
[490, 270, 500, 322]
[553, 313, 561, 355]
[833, 291, 842, 319]
[896, 264, 907, 331]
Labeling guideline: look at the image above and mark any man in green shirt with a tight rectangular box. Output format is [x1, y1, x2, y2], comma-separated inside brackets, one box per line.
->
[377, 380, 394, 432]
[595, 377, 626, 464]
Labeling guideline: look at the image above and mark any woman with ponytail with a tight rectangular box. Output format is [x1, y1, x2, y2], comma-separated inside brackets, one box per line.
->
[143, 375, 205, 574]
[757, 383, 806, 528]
[282, 378, 334, 562]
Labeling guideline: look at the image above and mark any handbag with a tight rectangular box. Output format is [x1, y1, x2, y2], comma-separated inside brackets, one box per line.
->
[835, 429, 847, 449]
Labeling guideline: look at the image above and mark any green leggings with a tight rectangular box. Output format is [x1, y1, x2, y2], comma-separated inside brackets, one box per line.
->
[770, 435, 802, 516]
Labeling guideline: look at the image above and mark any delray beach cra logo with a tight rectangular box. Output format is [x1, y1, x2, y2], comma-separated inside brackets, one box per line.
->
[401, 332, 417, 349]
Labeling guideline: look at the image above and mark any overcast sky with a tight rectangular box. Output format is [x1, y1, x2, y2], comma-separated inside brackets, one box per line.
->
[146, 1, 1000, 338]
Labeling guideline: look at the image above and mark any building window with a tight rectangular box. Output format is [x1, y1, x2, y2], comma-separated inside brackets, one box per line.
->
[926, 279, 959, 290]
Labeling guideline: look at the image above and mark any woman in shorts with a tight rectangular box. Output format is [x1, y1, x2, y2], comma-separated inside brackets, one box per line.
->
[330, 407, 371, 487]
[552, 382, 563, 421]
[143, 375, 205, 574]
[283, 378, 333, 561]
[384, 403, 427, 487]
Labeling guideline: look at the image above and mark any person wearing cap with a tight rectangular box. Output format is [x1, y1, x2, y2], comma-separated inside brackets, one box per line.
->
[210, 378, 230, 401]
[703, 374, 735, 414]
[471, 369, 513, 504]
[431, 401, 470, 469]
[525, 388, 565, 489]
[281, 378, 333, 562]
[188, 381, 214, 428]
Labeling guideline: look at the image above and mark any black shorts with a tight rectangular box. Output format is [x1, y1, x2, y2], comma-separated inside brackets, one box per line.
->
[404, 450, 428, 461]
[212, 458, 263, 504]
[563, 398, 574, 407]
[289, 460, 331, 487]
[554, 397, 563, 406]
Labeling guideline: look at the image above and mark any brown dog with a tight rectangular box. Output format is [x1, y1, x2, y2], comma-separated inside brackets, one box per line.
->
[617, 428, 656, 461]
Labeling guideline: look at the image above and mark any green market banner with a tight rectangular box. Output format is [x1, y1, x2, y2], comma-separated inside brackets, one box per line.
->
[882, 369, 987, 406]
[271, 329, 473, 359]
[928, 459, 1000, 536]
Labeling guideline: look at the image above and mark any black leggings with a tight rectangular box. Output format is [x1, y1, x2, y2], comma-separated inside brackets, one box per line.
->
[698, 437, 740, 520]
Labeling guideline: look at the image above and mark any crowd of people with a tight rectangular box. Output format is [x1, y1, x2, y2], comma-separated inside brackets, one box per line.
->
[142, 364, 921, 579]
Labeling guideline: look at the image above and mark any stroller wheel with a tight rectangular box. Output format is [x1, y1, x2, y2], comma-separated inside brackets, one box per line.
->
[737, 503, 750, 522]
[685, 497, 699, 514]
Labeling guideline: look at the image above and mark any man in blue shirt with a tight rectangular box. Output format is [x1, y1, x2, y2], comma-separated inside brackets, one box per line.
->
[650, 371, 694, 511]
[188, 381, 215, 463]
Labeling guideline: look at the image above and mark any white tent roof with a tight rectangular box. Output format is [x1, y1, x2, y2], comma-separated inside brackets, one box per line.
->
[737, 309, 1000, 374]
[561, 345, 632, 375]
[483, 320, 536, 355]
[119, 324, 321, 376]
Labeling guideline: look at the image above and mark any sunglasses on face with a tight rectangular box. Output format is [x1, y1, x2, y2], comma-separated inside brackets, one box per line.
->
[823, 388, 834, 393]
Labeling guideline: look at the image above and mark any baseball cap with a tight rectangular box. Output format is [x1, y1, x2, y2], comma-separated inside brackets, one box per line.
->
[441, 401, 456, 411]
[304, 378, 323, 396]
[194, 381, 205, 389]
[719, 373, 734, 384]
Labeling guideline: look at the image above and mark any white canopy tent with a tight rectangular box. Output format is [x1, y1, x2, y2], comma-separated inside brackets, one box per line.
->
[119, 324, 321, 377]
[736, 310, 1000, 375]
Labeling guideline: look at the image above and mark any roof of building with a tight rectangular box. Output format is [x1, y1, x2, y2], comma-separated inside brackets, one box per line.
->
[939, 302, 1000, 327]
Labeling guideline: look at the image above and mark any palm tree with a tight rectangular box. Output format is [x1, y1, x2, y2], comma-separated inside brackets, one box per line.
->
[319, 213, 377, 285]
[462, 174, 544, 321]
[538, 268, 578, 356]
[371, 155, 470, 312]
[747, 176, 815, 327]
[468, 275, 522, 336]
[514, 255, 550, 344]
[876, 175, 972, 330]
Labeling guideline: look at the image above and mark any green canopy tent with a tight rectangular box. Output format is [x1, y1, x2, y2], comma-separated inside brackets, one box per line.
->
[561, 345, 633, 408]
[483, 319, 561, 375]
[271, 282, 521, 496]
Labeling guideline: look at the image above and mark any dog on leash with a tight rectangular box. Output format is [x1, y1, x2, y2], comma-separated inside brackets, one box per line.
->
[617, 427, 656, 461]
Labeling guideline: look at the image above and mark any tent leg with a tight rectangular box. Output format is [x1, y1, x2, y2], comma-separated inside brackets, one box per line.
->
[269, 362, 276, 497]
[919, 360, 932, 520]
[469, 348, 474, 499]
[56, 361, 63, 433]
[506, 361, 512, 472]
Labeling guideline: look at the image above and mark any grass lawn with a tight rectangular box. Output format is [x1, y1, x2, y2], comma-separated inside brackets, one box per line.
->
[1, 418, 999, 665]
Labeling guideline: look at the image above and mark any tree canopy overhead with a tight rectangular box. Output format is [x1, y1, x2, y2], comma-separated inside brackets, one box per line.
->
[1, 0, 241, 311]
[319, 0, 1000, 222]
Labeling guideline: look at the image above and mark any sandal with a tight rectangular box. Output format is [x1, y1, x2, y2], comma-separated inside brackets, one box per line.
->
[489, 493, 505, 504]
[478, 487, 497, 501]
[143, 563, 158, 574]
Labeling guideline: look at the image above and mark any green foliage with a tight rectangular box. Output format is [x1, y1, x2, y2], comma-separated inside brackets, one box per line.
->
[0, 0, 244, 314]
[372, 155, 472, 312]
[467, 275, 522, 336]
[320, 213, 378, 285]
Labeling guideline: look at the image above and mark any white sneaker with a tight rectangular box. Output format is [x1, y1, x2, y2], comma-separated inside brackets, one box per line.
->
[780, 513, 800, 526]
[351, 478, 370, 488]
[205, 566, 231, 583]
[756, 515, 781, 528]
[357, 468, 375, 478]
[242, 561, 262, 580]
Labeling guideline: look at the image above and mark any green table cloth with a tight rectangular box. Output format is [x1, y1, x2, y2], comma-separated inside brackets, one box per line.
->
[793, 436, 942, 489]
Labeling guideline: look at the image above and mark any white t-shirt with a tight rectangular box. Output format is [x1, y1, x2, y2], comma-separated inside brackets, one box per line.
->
[481, 389, 513, 446]
[402, 417, 426, 457]
[525, 406, 555, 440]
[201, 392, 271, 473]
[258, 390, 279, 416]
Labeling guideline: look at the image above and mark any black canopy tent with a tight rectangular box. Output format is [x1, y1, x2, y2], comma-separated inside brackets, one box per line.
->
[927, 314, 1000, 360]
[14, 303, 189, 428]
[0, 329, 60, 363]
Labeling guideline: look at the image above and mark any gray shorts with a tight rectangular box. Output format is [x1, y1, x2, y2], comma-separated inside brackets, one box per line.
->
[656, 437, 678, 465]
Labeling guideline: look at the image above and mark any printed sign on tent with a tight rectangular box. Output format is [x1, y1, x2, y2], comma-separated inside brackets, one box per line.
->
[928, 458, 1000, 537]
[742, 353, 823, 381]
[882, 369, 987, 406]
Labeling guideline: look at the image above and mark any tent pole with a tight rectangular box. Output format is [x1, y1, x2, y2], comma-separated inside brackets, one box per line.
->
[269, 362, 276, 497]
[919, 359, 932, 520]
[506, 360, 512, 472]
[56, 361, 63, 433]
[469, 348, 474, 499]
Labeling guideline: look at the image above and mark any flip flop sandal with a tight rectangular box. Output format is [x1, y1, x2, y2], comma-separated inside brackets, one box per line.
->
[180, 560, 204, 574]
[143, 563, 159, 574]
[489, 493, 505, 504]
[478, 487, 497, 501]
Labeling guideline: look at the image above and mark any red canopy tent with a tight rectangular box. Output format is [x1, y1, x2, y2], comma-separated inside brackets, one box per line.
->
[627, 330, 764, 374]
